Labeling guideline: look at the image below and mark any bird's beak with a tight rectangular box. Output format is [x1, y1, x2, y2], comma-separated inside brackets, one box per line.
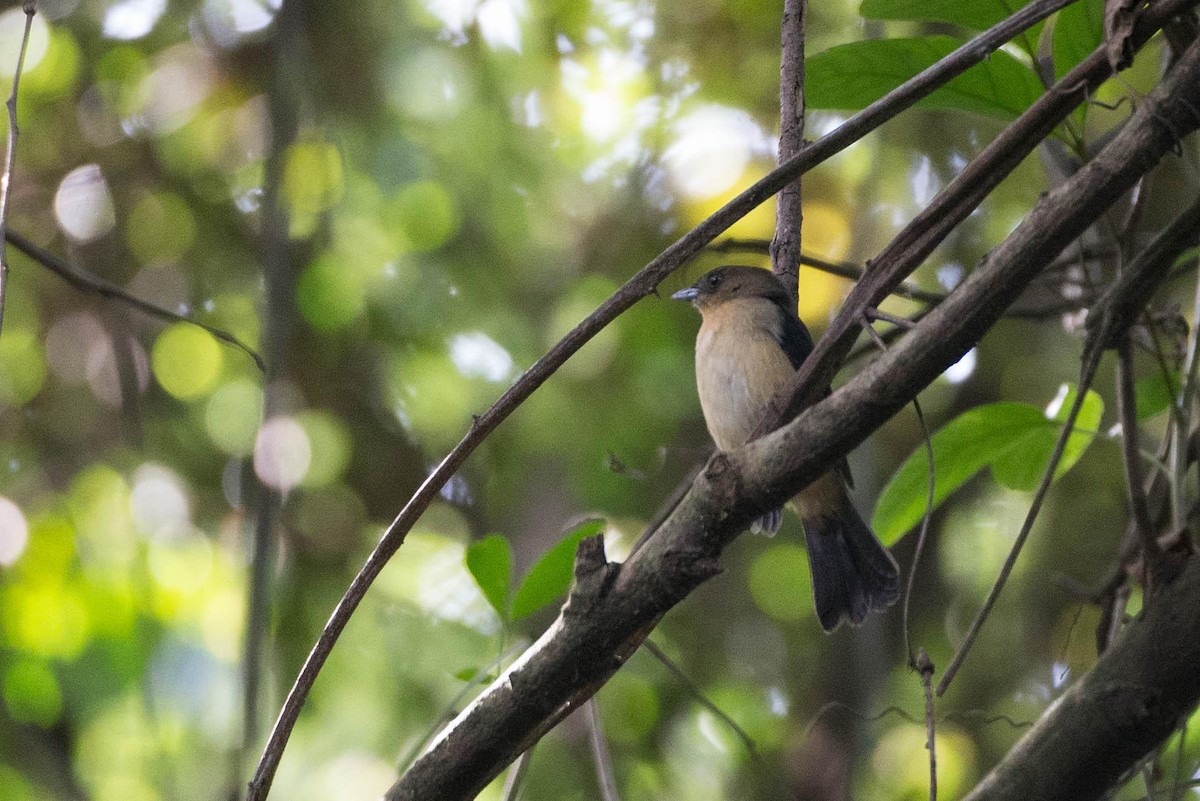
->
[670, 287, 700, 302]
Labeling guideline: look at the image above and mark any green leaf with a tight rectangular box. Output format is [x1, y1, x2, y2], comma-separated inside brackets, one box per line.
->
[453, 666, 498, 683]
[510, 519, 604, 621]
[1052, 0, 1104, 78]
[991, 386, 1103, 490]
[1135, 371, 1181, 421]
[860, 0, 1035, 33]
[465, 534, 513, 620]
[806, 37, 1045, 122]
[872, 385, 1104, 544]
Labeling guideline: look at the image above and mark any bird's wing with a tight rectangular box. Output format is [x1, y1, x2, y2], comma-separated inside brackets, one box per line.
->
[772, 304, 854, 487]
[772, 306, 815, 371]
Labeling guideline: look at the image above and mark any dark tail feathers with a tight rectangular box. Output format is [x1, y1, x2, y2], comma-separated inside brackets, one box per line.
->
[803, 498, 900, 631]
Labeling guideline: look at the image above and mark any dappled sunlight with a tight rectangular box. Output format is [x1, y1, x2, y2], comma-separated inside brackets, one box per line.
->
[0, 497, 28, 566]
[54, 164, 116, 242]
[253, 416, 312, 491]
[201, 0, 280, 47]
[377, 531, 501, 635]
[665, 105, 766, 199]
[102, 0, 165, 41]
[130, 464, 191, 541]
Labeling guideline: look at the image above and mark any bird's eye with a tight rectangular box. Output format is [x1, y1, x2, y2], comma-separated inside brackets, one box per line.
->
[707, 273, 722, 287]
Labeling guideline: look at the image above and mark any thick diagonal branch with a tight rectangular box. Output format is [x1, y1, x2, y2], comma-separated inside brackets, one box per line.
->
[386, 34, 1200, 801]
[962, 554, 1200, 801]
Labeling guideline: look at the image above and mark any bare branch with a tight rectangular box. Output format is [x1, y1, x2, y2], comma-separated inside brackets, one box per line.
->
[962, 555, 1200, 801]
[771, 0, 806, 303]
[6, 231, 265, 371]
[586, 701, 621, 801]
[1118, 339, 1160, 558]
[0, 1, 35, 340]
[917, 649, 938, 801]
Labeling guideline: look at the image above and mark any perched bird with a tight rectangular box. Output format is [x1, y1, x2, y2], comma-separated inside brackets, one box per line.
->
[671, 265, 900, 630]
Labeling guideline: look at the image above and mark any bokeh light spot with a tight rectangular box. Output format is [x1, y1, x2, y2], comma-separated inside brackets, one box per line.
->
[0, 8, 50, 77]
[45, 312, 107, 384]
[0, 328, 47, 406]
[870, 724, 976, 798]
[205, 379, 263, 456]
[151, 323, 223, 399]
[665, 106, 760, 199]
[449, 331, 513, 381]
[386, 180, 458, 252]
[126, 192, 197, 266]
[130, 464, 190, 540]
[102, 0, 166, 41]
[283, 140, 345, 238]
[294, 410, 351, 487]
[297, 253, 366, 332]
[253, 416, 312, 491]
[4, 580, 90, 659]
[54, 164, 116, 243]
[0, 496, 29, 566]
[147, 534, 213, 595]
[376, 531, 499, 634]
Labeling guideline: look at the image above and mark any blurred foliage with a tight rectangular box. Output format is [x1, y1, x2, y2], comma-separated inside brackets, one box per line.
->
[0, 0, 1195, 800]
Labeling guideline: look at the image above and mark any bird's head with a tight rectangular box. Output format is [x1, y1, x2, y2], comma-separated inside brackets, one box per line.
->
[670, 265, 790, 312]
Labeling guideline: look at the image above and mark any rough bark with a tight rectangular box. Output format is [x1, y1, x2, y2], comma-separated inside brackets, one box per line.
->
[963, 555, 1200, 801]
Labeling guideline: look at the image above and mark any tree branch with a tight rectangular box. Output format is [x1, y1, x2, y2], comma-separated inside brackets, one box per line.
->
[962, 554, 1200, 801]
[0, 1, 35, 340]
[771, 0, 806, 303]
[385, 34, 1200, 801]
[6, 230, 265, 371]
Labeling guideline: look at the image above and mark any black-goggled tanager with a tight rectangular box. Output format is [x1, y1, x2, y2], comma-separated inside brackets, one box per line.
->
[672, 265, 900, 630]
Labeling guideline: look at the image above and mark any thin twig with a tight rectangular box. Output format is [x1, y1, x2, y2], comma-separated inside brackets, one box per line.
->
[586, 700, 621, 801]
[397, 643, 528, 773]
[0, 1, 35, 341]
[937, 352, 1102, 696]
[642, 639, 759, 759]
[7, 231, 265, 371]
[1170, 719, 1187, 801]
[246, 4, 1081, 794]
[860, 314, 935, 665]
[917, 649, 938, 801]
[1118, 338, 1161, 558]
[711, 241, 949, 305]
[771, 0, 806, 303]
[863, 313, 938, 798]
[500, 750, 532, 801]
[905, 397, 936, 666]
[803, 701, 921, 738]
